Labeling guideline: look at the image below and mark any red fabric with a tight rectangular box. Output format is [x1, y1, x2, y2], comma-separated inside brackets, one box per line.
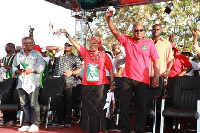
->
[169, 53, 192, 77]
[33, 45, 42, 53]
[120, 0, 148, 4]
[171, 43, 178, 53]
[119, 34, 159, 85]
[79, 46, 113, 85]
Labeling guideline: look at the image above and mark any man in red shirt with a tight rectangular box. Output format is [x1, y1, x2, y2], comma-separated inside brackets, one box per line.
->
[169, 43, 192, 77]
[106, 9, 160, 133]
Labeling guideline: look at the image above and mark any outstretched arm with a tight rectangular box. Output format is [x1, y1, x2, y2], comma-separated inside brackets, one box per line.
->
[61, 29, 81, 51]
[106, 9, 121, 41]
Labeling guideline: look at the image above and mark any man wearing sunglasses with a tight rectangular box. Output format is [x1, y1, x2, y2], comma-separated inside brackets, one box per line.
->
[46, 42, 81, 127]
[106, 8, 160, 133]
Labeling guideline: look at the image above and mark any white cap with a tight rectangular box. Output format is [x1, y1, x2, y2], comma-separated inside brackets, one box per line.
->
[41, 47, 47, 52]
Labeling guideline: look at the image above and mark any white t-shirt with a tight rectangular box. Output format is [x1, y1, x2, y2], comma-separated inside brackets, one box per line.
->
[185, 60, 199, 76]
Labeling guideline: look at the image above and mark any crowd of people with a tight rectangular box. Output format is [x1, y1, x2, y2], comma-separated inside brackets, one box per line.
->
[0, 8, 199, 133]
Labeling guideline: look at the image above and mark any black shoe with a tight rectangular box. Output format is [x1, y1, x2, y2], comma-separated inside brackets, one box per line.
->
[52, 121, 65, 126]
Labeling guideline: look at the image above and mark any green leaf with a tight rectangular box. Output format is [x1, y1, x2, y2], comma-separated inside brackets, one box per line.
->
[20, 62, 29, 69]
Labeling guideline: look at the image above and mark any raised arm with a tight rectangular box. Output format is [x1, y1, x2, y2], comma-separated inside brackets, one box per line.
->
[193, 28, 199, 46]
[192, 28, 200, 55]
[61, 29, 81, 51]
[46, 46, 63, 51]
[106, 9, 121, 41]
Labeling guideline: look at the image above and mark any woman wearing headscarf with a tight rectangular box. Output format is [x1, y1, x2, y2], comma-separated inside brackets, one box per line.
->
[61, 29, 115, 133]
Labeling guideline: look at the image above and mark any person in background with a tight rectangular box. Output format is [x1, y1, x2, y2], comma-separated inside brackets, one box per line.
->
[15, 46, 22, 54]
[106, 8, 160, 133]
[112, 44, 125, 77]
[1, 43, 17, 125]
[168, 43, 192, 77]
[181, 48, 199, 76]
[12, 37, 44, 132]
[33, 45, 50, 88]
[46, 43, 81, 127]
[149, 24, 174, 131]
[61, 29, 115, 133]
[149, 24, 174, 80]
[47, 47, 63, 76]
[41, 47, 50, 64]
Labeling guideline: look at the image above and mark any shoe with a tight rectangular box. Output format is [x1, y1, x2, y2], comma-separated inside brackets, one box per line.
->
[52, 122, 59, 126]
[52, 121, 65, 126]
[65, 122, 71, 127]
[8, 120, 15, 126]
[28, 124, 39, 132]
[18, 126, 30, 131]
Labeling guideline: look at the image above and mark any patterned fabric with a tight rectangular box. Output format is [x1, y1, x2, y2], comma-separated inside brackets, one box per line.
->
[80, 84, 109, 132]
[113, 51, 125, 72]
[2, 53, 16, 78]
[54, 51, 81, 84]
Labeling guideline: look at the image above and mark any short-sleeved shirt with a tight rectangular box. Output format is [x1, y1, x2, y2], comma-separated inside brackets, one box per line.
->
[149, 38, 174, 76]
[54, 50, 81, 84]
[12, 50, 45, 89]
[79, 46, 113, 85]
[119, 34, 159, 85]
[169, 53, 192, 77]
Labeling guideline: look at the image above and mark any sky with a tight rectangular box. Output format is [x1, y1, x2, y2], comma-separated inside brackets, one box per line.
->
[0, 0, 76, 57]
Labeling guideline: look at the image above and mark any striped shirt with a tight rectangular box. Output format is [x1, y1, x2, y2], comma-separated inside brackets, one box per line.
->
[54, 50, 81, 84]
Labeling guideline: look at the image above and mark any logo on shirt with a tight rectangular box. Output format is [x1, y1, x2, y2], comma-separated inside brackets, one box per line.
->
[142, 45, 147, 50]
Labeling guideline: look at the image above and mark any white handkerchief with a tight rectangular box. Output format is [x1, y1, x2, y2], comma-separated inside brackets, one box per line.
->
[107, 6, 116, 14]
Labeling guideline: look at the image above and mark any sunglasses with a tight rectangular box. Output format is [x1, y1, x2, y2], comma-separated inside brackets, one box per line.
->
[134, 29, 144, 32]
[64, 44, 72, 46]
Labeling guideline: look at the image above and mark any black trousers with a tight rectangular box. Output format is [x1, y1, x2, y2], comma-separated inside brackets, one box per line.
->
[57, 82, 73, 123]
[119, 77, 148, 133]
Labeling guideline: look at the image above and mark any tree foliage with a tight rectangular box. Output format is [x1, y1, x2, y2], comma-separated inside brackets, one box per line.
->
[84, 0, 200, 52]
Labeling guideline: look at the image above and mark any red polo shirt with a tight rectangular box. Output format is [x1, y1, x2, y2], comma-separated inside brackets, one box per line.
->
[119, 34, 159, 84]
[169, 53, 192, 77]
